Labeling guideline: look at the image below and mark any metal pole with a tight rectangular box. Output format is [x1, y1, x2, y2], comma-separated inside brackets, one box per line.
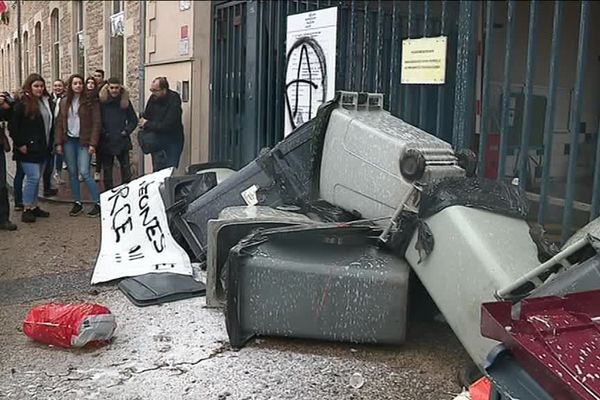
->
[452, 0, 478, 150]
[561, 1, 590, 243]
[477, 0, 494, 177]
[517, 0, 538, 190]
[538, 1, 563, 225]
[138, 0, 146, 175]
[435, 0, 449, 137]
[17, 0, 22, 85]
[497, 0, 515, 181]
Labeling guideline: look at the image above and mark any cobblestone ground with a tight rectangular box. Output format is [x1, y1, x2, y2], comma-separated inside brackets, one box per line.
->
[0, 201, 471, 400]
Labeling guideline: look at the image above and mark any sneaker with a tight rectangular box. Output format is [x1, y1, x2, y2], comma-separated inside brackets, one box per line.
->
[32, 207, 50, 218]
[0, 220, 17, 231]
[94, 172, 101, 182]
[21, 209, 36, 223]
[62, 162, 67, 170]
[87, 203, 101, 218]
[43, 188, 58, 197]
[14, 203, 23, 212]
[69, 202, 84, 216]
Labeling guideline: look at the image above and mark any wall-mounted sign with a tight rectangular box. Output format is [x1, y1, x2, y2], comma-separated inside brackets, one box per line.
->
[180, 25, 188, 39]
[284, 7, 337, 137]
[401, 36, 447, 85]
[110, 11, 124, 37]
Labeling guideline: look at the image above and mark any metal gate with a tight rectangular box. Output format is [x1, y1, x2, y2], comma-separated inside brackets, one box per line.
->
[210, 0, 598, 242]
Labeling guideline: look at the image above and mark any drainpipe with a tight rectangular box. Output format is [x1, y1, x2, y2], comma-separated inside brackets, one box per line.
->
[138, 0, 146, 175]
[16, 0, 21, 85]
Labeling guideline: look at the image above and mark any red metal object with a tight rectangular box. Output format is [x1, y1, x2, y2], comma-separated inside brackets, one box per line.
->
[484, 133, 500, 180]
[481, 290, 600, 400]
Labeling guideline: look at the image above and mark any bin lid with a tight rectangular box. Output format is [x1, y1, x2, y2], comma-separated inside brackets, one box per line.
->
[481, 290, 600, 399]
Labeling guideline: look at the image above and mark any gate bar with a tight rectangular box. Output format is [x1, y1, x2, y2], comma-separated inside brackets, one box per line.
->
[419, 0, 431, 129]
[517, 0, 538, 190]
[403, 0, 416, 123]
[477, 0, 494, 177]
[435, 0, 449, 137]
[497, 0, 516, 180]
[592, 119, 600, 219]
[562, 0, 591, 243]
[375, 0, 384, 93]
[538, 1, 563, 225]
[389, 1, 399, 112]
[348, 0, 357, 90]
[452, 0, 478, 150]
[360, 2, 369, 91]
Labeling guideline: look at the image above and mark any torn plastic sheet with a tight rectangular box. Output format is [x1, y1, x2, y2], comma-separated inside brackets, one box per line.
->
[386, 177, 531, 261]
[299, 199, 362, 223]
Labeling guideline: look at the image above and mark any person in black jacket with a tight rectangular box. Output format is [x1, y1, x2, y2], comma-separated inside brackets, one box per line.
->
[0, 91, 16, 230]
[98, 77, 137, 190]
[139, 77, 184, 171]
[9, 73, 54, 223]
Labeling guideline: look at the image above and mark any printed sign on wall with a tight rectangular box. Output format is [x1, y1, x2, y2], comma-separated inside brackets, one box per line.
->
[91, 168, 192, 284]
[401, 36, 448, 85]
[284, 7, 337, 137]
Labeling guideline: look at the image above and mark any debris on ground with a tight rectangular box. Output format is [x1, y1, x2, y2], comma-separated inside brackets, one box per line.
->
[23, 303, 116, 348]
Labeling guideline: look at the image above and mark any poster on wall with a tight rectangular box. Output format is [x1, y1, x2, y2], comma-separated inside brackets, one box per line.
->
[91, 168, 192, 284]
[284, 7, 337, 137]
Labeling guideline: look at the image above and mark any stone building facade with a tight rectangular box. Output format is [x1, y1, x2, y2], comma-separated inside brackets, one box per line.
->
[0, 1, 212, 173]
[0, 1, 141, 106]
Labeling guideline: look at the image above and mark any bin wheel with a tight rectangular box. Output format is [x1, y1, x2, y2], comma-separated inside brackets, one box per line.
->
[400, 149, 426, 181]
[457, 362, 484, 388]
[456, 148, 477, 177]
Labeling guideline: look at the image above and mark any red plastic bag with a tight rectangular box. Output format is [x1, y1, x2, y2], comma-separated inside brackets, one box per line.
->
[23, 303, 116, 348]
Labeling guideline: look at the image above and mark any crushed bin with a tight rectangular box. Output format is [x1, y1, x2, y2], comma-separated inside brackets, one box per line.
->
[225, 224, 410, 348]
[182, 100, 338, 261]
[205, 206, 314, 308]
[319, 92, 465, 221]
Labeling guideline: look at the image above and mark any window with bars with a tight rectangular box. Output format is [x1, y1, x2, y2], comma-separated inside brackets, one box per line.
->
[51, 9, 60, 79]
[75, 0, 85, 76]
[34, 22, 41, 73]
[23, 31, 29, 76]
[109, 0, 125, 82]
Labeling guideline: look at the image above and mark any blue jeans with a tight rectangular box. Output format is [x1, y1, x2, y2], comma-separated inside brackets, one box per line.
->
[13, 161, 24, 205]
[21, 161, 42, 207]
[63, 137, 99, 203]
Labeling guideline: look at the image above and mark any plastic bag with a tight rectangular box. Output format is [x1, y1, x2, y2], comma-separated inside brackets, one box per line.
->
[23, 303, 116, 348]
[419, 177, 529, 220]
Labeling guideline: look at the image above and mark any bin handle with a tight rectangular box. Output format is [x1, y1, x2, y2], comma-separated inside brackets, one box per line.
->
[495, 236, 593, 300]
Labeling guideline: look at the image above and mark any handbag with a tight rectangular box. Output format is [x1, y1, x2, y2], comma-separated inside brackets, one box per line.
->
[0, 124, 10, 153]
[137, 129, 163, 154]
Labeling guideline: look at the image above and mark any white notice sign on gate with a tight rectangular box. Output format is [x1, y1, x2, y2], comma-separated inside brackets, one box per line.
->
[285, 7, 337, 137]
[91, 168, 192, 284]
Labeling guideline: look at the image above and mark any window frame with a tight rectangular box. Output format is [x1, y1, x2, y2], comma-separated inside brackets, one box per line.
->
[51, 9, 60, 79]
[34, 21, 42, 73]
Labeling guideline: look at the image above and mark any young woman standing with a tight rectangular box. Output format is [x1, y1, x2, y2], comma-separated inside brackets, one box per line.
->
[9, 73, 54, 223]
[55, 74, 101, 217]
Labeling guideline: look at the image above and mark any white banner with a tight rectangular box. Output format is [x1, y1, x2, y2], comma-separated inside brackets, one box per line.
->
[284, 7, 337, 137]
[91, 168, 192, 284]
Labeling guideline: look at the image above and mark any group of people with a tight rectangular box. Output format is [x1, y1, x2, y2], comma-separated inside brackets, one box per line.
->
[0, 70, 185, 231]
